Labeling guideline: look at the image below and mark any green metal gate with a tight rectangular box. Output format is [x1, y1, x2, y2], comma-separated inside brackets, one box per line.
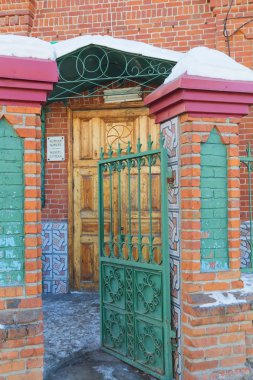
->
[98, 137, 173, 379]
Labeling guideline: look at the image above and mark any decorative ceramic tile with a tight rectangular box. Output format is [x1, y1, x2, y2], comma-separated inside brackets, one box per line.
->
[170, 257, 180, 306]
[43, 280, 52, 294]
[42, 221, 68, 294]
[53, 255, 68, 279]
[162, 117, 182, 380]
[52, 223, 68, 254]
[42, 254, 53, 280]
[161, 117, 179, 162]
[169, 211, 180, 258]
[52, 280, 68, 294]
[241, 221, 251, 268]
[168, 168, 179, 210]
[42, 223, 53, 254]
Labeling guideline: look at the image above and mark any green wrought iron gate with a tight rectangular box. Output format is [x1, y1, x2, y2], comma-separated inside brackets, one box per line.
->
[98, 136, 173, 379]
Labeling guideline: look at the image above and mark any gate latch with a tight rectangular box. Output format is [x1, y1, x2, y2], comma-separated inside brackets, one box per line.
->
[166, 168, 174, 187]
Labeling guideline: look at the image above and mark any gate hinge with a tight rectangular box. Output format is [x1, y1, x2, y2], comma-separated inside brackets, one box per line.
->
[170, 329, 178, 352]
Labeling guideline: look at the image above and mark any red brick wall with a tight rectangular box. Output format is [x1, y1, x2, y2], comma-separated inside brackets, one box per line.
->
[0, 0, 35, 35]
[31, 0, 216, 49]
[19, 0, 252, 223]
[2, 0, 252, 258]
[43, 104, 68, 220]
[213, 2, 253, 222]
[0, 106, 44, 380]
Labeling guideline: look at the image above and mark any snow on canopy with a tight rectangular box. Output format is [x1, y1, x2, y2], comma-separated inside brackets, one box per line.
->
[165, 46, 253, 83]
[1, 35, 253, 83]
[0, 34, 183, 62]
[53, 35, 184, 61]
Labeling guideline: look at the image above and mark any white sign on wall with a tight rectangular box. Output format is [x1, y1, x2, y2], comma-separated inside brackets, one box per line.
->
[47, 136, 65, 161]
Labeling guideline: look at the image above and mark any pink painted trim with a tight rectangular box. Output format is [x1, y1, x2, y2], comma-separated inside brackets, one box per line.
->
[149, 90, 253, 115]
[0, 56, 58, 106]
[0, 100, 44, 107]
[0, 56, 58, 82]
[0, 79, 53, 91]
[145, 74, 253, 105]
[0, 88, 47, 102]
[144, 74, 253, 122]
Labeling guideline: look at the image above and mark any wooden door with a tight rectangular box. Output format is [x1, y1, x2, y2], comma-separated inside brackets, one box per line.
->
[72, 108, 159, 290]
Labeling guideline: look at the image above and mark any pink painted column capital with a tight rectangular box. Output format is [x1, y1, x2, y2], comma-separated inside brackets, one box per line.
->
[144, 74, 253, 123]
[0, 55, 58, 106]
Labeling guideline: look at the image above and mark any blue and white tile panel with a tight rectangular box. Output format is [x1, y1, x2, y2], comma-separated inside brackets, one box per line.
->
[162, 117, 182, 380]
[42, 221, 68, 294]
[241, 221, 251, 269]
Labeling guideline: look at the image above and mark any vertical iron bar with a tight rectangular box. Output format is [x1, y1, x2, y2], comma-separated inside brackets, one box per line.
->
[109, 164, 114, 256]
[137, 156, 142, 259]
[98, 161, 104, 347]
[148, 154, 153, 262]
[148, 135, 153, 262]
[160, 139, 173, 378]
[128, 158, 132, 259]
[118, 161, 122, 257]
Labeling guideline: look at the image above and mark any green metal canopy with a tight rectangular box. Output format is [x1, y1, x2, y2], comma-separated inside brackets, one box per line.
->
[47, 44, 177, 103]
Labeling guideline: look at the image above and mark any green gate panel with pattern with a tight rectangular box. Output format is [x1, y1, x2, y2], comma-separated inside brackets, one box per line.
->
[98, 138, 173, 379]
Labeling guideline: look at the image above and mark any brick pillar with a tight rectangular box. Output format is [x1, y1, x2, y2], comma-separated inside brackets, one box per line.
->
[0, 0, 36, 35]
[0, 56, 57, 380]
[145, 75, 253, 380]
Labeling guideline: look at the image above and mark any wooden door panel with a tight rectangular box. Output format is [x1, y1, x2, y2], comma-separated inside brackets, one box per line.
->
[80, 243, 94, 282]
[72, 108, 160, 289]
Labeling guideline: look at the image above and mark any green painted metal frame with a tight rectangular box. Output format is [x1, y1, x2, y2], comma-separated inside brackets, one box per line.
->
[98, 136, 173, 379]
[48, 45, 176, 102]
[240, 143, 253, 272]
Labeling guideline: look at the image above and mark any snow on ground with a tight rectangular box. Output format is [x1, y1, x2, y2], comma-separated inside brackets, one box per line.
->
[94, 365, 119, 380]
[43, 292, 100, 378]
[164, 46, 253, 83]
[43, 292, 156, 380]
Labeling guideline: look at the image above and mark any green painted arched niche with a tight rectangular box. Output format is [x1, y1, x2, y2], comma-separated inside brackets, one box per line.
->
[200, 128, 229, 272]
[0, 118, 24, 285]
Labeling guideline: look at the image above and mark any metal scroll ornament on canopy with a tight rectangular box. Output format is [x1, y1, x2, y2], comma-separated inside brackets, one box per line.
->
[47, 45, 177, 102]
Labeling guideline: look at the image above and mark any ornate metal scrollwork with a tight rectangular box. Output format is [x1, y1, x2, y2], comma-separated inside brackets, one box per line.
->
[137, 325, 162, 365]
[104, 311, 125, 349]
[48, 45, 176, 102]
[104, 267, 124, 303]
[136, 273, 161, 314]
